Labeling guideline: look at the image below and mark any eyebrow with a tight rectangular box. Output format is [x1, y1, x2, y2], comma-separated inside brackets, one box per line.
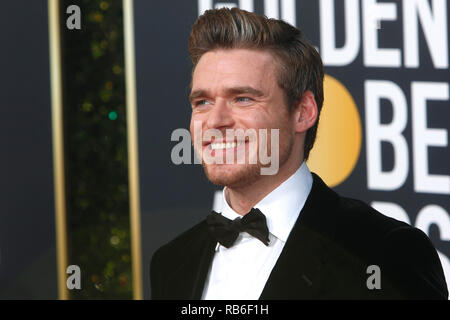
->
[189, 86, 265, 103]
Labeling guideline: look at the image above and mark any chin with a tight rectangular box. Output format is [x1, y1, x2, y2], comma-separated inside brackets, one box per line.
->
[203, 163, 262, 188]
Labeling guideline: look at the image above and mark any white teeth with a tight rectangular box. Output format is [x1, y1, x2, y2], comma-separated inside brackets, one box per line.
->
[210, 142, 237, 150]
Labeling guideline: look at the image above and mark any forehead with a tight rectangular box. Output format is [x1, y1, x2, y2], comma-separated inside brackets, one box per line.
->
[191, 48, 279, 90]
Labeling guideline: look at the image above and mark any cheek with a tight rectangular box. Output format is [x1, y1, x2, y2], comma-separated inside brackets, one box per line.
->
[189, 119, 195, 136]
[250, 113, 288, 131]
[189, 122, 195, 141]
[190, 116, 208, 149]
[272, 106, 293, 130]
[190, 114, 203, 136]
[236, 110, 266, 129]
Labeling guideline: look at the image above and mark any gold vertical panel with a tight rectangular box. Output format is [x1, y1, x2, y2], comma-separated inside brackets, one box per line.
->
[48, 0, 69, 300]
[123, 0, 143, 300]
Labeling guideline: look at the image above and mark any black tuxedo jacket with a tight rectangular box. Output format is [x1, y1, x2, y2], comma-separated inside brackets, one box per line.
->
[150, 173, 448, 299]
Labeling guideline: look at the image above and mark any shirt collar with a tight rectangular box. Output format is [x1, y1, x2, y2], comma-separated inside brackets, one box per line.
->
[219, 161, 313, 243]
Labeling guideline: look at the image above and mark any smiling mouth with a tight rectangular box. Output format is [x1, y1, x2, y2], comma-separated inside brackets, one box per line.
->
[209, 141, 246, 150]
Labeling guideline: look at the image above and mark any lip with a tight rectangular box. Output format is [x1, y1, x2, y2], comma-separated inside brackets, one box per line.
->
[202, 140, 249, 154]
[202, 137, 250, 147]
[201, 139, 250, 160]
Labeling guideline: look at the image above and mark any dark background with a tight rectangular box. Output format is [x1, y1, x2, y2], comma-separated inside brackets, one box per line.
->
[0, 0, 57, 298]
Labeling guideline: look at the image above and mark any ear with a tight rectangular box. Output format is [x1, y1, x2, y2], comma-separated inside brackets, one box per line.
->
[293, 90, 318, 133]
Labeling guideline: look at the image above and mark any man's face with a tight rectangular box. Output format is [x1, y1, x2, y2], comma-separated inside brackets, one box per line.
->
[189, 48, 296, 188]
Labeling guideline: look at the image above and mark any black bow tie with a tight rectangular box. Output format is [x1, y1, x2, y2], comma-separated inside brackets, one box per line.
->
[206, 208, 270, 248]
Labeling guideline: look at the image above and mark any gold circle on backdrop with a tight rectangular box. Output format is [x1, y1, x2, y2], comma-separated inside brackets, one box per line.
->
[307, 74, 362, 187]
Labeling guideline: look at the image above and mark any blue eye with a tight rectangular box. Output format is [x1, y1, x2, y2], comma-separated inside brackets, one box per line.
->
[236, 97, 252, 103]
[195, 100, 211, 107]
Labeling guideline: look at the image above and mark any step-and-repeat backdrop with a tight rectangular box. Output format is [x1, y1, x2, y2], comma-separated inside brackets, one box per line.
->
[135, 0, 450, 299]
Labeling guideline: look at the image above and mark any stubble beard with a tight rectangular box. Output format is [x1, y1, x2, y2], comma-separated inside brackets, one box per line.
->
[201, 128, 294, 189]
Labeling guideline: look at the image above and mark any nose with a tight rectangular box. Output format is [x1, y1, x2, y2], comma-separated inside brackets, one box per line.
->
[206, 99, 234, 130]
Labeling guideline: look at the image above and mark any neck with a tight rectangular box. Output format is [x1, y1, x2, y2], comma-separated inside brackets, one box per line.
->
[226, 155, 304, 215]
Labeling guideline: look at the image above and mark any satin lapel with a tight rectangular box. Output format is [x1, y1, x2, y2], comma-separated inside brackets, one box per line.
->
[260, 173, 340, 299]
[190, 235, 216, 299]
[165, 222, 217, 299]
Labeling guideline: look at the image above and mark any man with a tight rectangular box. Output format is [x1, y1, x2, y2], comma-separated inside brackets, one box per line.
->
[150, 8, 448, 299]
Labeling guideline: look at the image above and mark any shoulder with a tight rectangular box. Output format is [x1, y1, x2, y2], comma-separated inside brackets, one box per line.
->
[334, 195, 428, 258]
[309, 174, 447, 298]
[336, 196, 409, 238]
[149, 219, 211, 298]
[333, 196, 448, 299]
[151, 219, 209, 266]
[309, 173, 409, 238]
[309, 173, 412, 244]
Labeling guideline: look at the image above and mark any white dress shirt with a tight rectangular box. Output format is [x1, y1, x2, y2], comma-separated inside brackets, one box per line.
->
[201, 162, 313, 300]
